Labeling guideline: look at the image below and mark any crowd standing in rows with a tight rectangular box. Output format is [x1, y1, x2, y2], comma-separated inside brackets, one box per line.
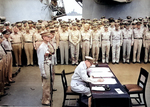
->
[0, 16, 150, 105]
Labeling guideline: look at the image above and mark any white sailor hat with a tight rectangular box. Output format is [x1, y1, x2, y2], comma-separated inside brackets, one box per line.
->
[0, 33, 3, 38]
[85, 56, 94, 60]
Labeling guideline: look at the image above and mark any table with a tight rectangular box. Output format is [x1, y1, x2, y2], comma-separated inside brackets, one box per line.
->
[89, 64, 131, 107]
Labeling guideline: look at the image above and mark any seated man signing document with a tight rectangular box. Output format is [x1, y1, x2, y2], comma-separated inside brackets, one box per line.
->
[71, 56, 104, 107]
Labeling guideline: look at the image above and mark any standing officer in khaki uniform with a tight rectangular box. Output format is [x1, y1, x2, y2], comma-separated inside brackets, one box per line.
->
[34, 25, 43, 50]
[0, 33, 8, 96]
[143, 24, 150, 63]
[101, 25, 111, 64]
[37, 31, 55, 106]
[23, 27, 34, 66]
[81, 24, 92, 61]
[10, 26, 23, 66]
[91, 24, 101, 64]
[69, 23, 81, 65]
[111, 23, 123, 64]
[133, 21, 144, 63]
[59, 25, 69, 64]
[2, 29, 15, 83]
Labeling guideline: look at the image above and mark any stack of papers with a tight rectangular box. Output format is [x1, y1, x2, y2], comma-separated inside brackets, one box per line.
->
[89, 67, 110, 72]
[90, 72, 114, 78]
[92, 87, 105, 91]
[91, 78, 117, 85]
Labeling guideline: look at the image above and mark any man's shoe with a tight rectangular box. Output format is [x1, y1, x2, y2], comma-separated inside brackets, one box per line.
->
[9, 80, 15, 83]
[52, 89, 57, 91]
[4, 87, 9, 90]
[42, 103, 51, 106]
[5, 83, 11, 86]
[1, 93, 8, 97]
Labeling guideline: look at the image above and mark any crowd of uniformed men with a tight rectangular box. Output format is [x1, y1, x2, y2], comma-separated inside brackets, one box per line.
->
[0, 16, 150, 98]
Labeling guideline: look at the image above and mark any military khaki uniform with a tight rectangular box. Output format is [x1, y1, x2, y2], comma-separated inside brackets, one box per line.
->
[69, 30, 81, 64]
[34, 32, 43, 50]
[37, 42, 55, 105]
[2, 38, 13, 82]
[122, 29, 134, 63]
[133, 28, 144, 63]
[111, 30, 123, 63]
[59, 31, 69, 64]
[23, 33, 34, 65]
[10, 32, 23, 66]
[0, 45, 6, 95]
[92, 30, 101, 63]
[101, 31, 111, 63]
[81, 31, 91, 61]
[143, 31, 150, 62]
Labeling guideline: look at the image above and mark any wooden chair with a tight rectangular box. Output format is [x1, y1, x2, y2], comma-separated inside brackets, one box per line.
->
[124, 68, 149, 107]
[61, 70, 81, 107]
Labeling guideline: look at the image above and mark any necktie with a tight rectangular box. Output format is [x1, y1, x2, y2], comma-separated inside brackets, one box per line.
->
[1, 44, 7, 54]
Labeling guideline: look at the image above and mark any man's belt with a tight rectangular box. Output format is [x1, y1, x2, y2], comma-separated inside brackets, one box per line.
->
[60, 40, 68, 41]
[134, 38, 142, 39]
[6, 50, 12, 52]
[82, 39, 89, 42]
[123, 38, 131, 39]
[145, 39, 150, 40]
[12, 42, 21, 44]
[25, 41, 33, 43]
[35, 40, 43, 42]
[112, 39, 121, 40]
[102, 39, 109, 41]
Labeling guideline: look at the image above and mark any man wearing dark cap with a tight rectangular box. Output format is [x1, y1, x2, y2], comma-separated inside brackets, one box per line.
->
[133, 21, 144, 63]
[71, 56, 104, 107]
[2, 29, 15, 84]
[122, 22, 134, 64]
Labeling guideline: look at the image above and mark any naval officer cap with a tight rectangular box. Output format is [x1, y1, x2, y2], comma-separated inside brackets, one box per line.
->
[127, 16, 132, 19]
[40, 31, 51, 38]
[2, 29, 12, 35]
[85, 56, 94, 62]
[4, 21, 10, 26]
[0, 33, 3, 38]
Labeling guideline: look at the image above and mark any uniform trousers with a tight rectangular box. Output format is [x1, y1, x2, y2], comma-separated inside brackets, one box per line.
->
[24, 43, 33, 65]
[12, 43, 22, 65]
[92, 41, 99, 62]
[70, 43, 79, 64]
[42, 63, 54, 105]
[59, 41, 68, 64]
[42, 63, 51, 105]
[123, 39, 132, 63]
[71, 80, 91, 97]
[82, 41, 90, 61]
[133, 39, 142, 62]
[7, 52, 13, 82]
[51, 43, 57, 65]
[0, 59, 5, 95]
[102, 41, 110, 63]
[144, 40, 150, 62]
[112, 40, 121, 63]
[2, 55, 8, 84]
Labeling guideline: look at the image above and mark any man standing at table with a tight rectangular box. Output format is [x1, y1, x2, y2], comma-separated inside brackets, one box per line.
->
[71, 56, 104, 107]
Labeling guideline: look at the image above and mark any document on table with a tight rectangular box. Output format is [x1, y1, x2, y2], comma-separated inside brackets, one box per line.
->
[90, 72, 114, 78]
[115, 88, 124, 94]
[91, 78, 117, 84]
[92, 86, 105, 91]
[88, 67, 111, 72]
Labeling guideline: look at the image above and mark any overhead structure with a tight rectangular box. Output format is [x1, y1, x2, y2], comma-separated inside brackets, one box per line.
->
[40, 0, 66, 20]
[94, 0, 132, 4]
[75, 0, 83, 7]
